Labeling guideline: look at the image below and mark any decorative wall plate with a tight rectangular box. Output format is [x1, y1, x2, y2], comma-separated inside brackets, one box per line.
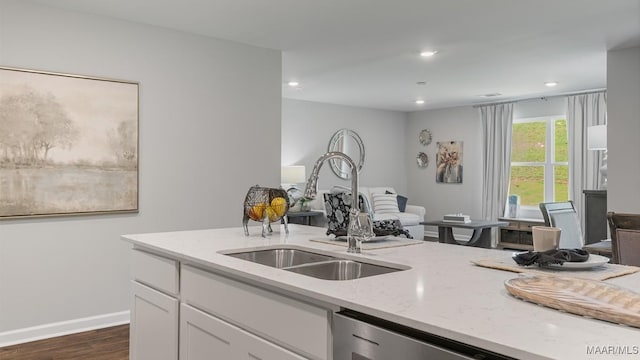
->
[419, 129, 432, 146]
[416, 152, 429, 168]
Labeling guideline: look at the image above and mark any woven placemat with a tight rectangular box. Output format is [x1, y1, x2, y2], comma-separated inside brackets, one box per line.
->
[309, 237, 424, 250]
[472, 257, 640, 281]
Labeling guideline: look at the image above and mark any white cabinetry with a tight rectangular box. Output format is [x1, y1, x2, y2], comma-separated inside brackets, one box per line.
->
[130, 281, 179, 360]
[130, 249, 179, 360]
[129, 248, 331, 360]
[180, 304, 306, 360]
[181, 265, 330, 360]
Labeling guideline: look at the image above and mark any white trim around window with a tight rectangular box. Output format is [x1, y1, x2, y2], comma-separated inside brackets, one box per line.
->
[510, 115, 568, 219]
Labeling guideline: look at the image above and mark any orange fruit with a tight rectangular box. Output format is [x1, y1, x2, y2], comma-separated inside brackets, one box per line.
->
[270, 197, 287, 217]
[248, 203, 266, 221]
[266, 206, 278, 222]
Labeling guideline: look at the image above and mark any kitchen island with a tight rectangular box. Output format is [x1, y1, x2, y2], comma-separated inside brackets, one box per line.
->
[123, 224, 640, 360]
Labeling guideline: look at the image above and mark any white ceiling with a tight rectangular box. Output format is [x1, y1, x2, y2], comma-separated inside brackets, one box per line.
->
[31, 0, 640, 112]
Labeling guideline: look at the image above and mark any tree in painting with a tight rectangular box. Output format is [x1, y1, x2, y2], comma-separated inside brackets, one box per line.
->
[0, 87, 79, 165]
[108, 119, 137, 169]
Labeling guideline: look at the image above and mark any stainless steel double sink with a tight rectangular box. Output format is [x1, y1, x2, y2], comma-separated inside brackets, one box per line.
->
[222, 246, 409, 281]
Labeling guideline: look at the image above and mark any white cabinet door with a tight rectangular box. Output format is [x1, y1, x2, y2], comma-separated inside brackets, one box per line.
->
[180, 303, 235, 359]
[182, 265, 330, 359]
[130, 281, 179, 360]
[242, 330, 309, 360]
[180, 304, 308, 360]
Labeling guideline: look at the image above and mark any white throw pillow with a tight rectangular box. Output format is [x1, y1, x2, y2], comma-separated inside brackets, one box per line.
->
[372, 193, 400, 214]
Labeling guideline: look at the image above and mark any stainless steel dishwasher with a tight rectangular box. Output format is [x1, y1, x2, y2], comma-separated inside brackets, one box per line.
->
[333, 310, 516, 360]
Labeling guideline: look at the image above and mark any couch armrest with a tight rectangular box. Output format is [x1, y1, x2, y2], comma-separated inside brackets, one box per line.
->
[404, 204, 425, 220]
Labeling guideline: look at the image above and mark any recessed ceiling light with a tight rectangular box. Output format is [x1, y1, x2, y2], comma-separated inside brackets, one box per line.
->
[420, 50, 438, 57]
[287, 81, 300, 87]
[545, 81, 558, 87]
[416, 81, 427, 85]
[415, 99, 425, 105]
[478, 93, 502, 97]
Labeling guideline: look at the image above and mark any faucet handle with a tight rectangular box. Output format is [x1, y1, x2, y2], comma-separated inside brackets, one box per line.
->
[347, 209, 375, 254]
[357, 212, 375, 239]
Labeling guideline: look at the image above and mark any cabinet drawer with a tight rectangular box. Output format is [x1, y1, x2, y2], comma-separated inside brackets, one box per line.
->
[499, 229, 520, 244]
[505, 221, 520, 229]
[132, 249, 179, 295]
[181, 265, 329, 360]
[519, 222, 539, 232]
[180, 304, 307, 360]
[520, 232, 533, 245]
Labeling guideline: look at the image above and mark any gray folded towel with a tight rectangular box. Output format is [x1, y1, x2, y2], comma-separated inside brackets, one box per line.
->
[513, 248, 590, 267]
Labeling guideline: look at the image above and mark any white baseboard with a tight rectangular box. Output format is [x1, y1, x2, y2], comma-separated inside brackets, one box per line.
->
[0, 311, 130, 348]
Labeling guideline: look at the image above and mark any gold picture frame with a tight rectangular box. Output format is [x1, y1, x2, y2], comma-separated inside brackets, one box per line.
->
[0, 66, 139, 219]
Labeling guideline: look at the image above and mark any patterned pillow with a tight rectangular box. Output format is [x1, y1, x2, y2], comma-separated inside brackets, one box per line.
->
[373, 219, 413, 238]
[323, 193, 412, 238]
[323, 192, 366, 237]
[372, 193, 400, 214]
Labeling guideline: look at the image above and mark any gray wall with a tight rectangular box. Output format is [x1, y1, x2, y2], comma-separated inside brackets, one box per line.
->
[406, 98, 567, 236]
[282, 99, 408, 193]
[514, 97, 566, 119]
[406, 106, 483, 229]
[607, 46, 640, 213]
[0, 0, 281, 339]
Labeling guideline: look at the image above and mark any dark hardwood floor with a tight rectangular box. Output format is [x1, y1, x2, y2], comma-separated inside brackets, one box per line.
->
[0, 325, 129, 360]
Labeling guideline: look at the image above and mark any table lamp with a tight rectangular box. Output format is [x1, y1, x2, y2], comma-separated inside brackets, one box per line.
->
[281, 165, 307, 211]
[587, 125, 607, 189]
[281, 165, 306, 188]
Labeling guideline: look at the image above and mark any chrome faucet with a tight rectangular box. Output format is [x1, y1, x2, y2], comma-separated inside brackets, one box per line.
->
[304, 152, 374, 253]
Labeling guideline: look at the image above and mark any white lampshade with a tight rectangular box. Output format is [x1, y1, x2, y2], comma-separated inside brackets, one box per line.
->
[588, 125, 607, 150]
[281, 165, 306, 184]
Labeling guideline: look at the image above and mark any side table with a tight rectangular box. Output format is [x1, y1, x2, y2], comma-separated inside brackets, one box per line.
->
[421, 220, 508, 248]
[286, 211, 323, 226]
[497, 217, 545, 250]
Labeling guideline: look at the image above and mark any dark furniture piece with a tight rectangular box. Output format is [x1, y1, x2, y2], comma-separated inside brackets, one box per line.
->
[539, 201, 584, 249]
[497, 217, 545, 250]
[286, 210, 323, 226]
[607, 212, 640, 265]
[421, 220, 508, 249]
[583, 190, 607, 245]
[582, 240, 613, 258]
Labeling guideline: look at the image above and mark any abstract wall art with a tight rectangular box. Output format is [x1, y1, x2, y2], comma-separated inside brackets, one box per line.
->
[436, 140, 463, 184]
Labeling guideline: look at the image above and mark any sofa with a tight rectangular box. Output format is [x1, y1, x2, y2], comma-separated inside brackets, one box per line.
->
[305, 186, 425, 239]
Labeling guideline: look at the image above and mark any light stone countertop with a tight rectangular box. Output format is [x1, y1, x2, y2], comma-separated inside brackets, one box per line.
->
[122, 224, 640, 360]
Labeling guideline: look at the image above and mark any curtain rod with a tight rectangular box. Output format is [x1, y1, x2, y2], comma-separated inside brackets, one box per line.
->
[472, 88, 606, 108]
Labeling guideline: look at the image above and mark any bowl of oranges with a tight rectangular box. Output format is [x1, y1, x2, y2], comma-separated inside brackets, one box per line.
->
[243, 185, 290, 223]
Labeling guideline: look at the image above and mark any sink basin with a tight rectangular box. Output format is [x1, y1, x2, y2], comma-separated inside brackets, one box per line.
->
[222, 246, 409, 280]
[225, 248, 336, 268]
[285, 260, 402, 280]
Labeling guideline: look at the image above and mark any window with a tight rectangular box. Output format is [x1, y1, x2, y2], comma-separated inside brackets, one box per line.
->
[509, 116, 568, 208]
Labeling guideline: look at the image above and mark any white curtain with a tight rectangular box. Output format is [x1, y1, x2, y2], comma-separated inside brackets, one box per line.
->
[567, 91, 607, 230]
[480, 103, 514, 247]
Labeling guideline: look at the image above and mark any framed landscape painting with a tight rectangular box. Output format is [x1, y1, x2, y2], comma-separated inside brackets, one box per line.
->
[0, 66, 139, 218]
[436, 140, 463, 184]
